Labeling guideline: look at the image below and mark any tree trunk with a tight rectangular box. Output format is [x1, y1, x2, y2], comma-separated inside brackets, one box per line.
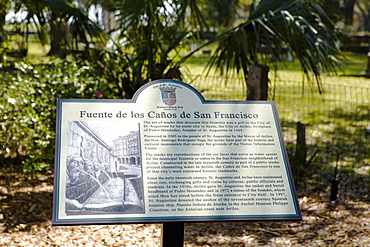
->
[0, 1, 7, 43]
[344, 0, 356, 26]
[295, 122, 307, 167]
[323, 0, 341, 23]
[246, 64, 269, 100]
[48, 12, 63, 56]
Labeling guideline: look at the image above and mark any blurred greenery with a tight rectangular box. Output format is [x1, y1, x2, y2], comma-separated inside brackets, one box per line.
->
[0, 57, 103, 173]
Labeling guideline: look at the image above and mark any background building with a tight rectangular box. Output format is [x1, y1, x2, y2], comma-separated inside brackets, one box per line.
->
[113, 131, 141, 169]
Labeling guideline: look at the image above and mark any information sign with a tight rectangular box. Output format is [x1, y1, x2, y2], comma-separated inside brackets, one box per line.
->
[52, 79, 301, 225]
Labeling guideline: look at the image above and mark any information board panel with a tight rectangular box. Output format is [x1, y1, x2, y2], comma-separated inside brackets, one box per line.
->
[52, 79, 301, 225]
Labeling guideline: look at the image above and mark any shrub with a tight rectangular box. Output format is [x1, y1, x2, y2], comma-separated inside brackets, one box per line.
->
[0, 57, 102, 173]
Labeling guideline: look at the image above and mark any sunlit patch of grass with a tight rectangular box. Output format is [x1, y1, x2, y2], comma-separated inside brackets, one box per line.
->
[27, 43, 50, 57]
[340, 51, 368, 75]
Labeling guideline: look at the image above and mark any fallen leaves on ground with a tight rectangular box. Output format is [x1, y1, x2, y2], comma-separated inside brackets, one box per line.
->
[0, 168, 369, 246]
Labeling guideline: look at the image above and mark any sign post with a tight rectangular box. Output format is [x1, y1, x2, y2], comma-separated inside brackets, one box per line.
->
[52, 80, 301, 242]
[161, 222, 184, 246]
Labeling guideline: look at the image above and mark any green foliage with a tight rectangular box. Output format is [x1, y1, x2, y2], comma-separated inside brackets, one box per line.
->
[207, 0, 342, 92]
[3, 0, 243, 99]
[0, 57, 101, 173]
[92, 0, 215, 98]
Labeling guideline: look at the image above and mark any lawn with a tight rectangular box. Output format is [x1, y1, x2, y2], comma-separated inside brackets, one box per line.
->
[182, 52, 370, 201]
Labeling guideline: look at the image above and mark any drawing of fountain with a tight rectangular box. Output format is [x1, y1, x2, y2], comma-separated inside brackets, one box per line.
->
[65, 121, 144, 215]
[65, 160, 144, 215]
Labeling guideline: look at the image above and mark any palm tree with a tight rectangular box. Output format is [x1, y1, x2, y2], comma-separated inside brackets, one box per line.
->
[202, 0, 341, 99]
[4, 0, 341, 99]
[88, 0, 231, 98]
[0, 1, 9, 43]
[3, 0, 218, 97]
[6, 0, 108, 56]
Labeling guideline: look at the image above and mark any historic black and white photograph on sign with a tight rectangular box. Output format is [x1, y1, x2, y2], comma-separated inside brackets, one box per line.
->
[65, 121, 144, 215]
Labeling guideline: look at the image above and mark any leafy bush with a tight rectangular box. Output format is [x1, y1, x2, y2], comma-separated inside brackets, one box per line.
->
[0, 57, 103, 173]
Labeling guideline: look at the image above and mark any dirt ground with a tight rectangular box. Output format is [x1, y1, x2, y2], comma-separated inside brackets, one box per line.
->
[0, 168, 369, 246]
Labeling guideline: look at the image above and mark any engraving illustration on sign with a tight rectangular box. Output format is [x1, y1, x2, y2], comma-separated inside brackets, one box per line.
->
[63, 121, 144, 216]
[53, 79, 301, 225]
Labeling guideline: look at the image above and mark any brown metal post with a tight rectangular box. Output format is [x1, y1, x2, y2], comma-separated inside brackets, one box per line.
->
[295, 122, 307, 167]
[161, 222, 184, 247]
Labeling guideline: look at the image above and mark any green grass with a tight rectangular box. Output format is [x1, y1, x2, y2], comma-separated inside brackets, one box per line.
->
[275, 51, 369, 75]
[340, 51, 369, 75]
[184, 50, 369, 75]
[183, 52, 370, 197]
[27, 43, 50, 57]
